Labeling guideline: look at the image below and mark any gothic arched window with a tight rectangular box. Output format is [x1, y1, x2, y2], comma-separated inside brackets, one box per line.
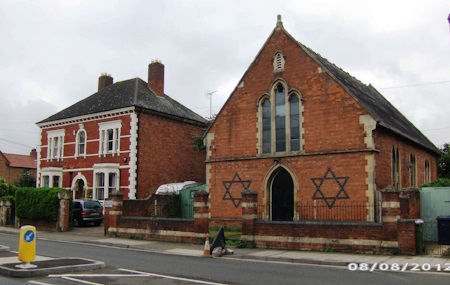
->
[259, 80, 303, 155]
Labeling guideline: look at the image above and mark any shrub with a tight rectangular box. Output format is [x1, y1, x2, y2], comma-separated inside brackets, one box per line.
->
[420, 178, 450, 188]
[15, 187, 70, 221]
[0, 177, 17, 201]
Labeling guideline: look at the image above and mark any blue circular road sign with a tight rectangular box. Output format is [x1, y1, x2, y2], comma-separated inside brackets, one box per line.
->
[24, 230, 35, 243]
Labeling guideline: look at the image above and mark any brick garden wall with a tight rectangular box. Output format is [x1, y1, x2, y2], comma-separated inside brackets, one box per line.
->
[105, 188, 420, 255]
[105, 191, 209, 244]
[122, 194, 181, 217]
[241, 188, 420, 255]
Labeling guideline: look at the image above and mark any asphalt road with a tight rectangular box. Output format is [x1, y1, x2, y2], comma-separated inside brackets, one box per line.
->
[0, 232, 449, 285]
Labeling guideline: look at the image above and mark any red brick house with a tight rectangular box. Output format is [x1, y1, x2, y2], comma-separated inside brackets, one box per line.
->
[37, 60, 207, 200]
[0, 150, 36, 184]
[204, 16, 439, 225]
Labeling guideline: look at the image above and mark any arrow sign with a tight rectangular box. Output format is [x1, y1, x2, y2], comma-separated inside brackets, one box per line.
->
[24, 230, 35, 243]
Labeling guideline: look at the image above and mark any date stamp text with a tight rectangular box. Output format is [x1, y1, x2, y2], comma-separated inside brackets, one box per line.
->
[348, 262, 450, 272]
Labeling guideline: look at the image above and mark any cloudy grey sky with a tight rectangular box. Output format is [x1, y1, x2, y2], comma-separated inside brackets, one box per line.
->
[0, 0, 449, 155]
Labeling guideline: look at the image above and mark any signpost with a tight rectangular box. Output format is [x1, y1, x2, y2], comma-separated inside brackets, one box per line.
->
[16, 225, 37, 269]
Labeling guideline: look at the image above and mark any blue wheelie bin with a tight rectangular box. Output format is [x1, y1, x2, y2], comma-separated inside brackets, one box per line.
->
[436, 215, 450, 245]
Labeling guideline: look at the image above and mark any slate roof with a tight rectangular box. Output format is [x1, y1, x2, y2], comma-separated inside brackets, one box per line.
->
[2, 153, 36, 169]
[38, 78, 207, 125]
[298, 44, 440, 155]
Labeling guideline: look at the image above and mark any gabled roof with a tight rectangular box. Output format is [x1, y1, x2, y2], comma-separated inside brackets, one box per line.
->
[206, 16, 439, 155]
[38, 78, 207, 125]
[297, 39, 439, 155]
[2, 153, 36, 169]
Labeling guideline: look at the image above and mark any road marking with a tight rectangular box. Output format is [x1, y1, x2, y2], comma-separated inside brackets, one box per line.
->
[49, 270, 227, 285]
[61, 276, 102, 285]
[119, 268, 227, 285]
[49, 274, 148, 278]
[28, 281, 52, 285]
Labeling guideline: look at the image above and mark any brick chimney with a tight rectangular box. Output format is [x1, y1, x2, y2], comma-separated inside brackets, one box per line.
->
[30, 148, 37, 159]
[148, 60, 164, 96]
[98, 73, 113, 91]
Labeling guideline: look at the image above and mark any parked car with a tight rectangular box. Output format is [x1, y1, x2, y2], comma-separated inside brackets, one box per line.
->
[72, 199, 103, 226]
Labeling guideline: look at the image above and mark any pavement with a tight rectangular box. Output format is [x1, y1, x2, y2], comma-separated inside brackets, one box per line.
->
[0, 225, 450, 277]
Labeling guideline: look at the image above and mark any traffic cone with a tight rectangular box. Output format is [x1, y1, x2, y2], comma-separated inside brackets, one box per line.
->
[203, 234, 211, 256]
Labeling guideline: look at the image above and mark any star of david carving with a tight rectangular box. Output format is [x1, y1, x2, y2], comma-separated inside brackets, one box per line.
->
[222, 172, 252, 208]
[311, 167, 350, 209]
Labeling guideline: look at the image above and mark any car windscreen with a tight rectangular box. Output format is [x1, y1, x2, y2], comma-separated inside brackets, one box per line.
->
[83, 201, 102, 209]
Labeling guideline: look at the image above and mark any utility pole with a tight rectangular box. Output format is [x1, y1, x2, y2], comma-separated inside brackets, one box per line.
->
[206, 91, 217, 119]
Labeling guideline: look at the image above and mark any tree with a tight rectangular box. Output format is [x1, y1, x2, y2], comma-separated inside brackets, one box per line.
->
[14, 175, 36, 188]
[438, 143, 450, 178]
[0, 177, 17, 200]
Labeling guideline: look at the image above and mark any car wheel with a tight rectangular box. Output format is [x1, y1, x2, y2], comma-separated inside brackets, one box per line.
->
[74, 218, 83, 227]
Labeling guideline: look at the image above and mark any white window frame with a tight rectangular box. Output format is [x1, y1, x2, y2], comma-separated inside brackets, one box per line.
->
[75, 129, 87, 158]
[42, 175, 50, 187]
[47, 129, 65, 161]
[98, 120, 121, 156]
[40, 167, 63, 188]
[93, 164, 120, 201]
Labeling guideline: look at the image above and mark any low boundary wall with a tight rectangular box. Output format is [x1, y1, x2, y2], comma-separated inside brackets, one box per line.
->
[105, 188, 421, 255]
[105, 191, 209, 244]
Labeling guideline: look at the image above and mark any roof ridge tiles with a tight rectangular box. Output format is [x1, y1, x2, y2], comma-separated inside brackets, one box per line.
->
[38, 76, 206, 125]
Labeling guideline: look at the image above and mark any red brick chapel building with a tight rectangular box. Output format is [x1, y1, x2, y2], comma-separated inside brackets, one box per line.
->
[37, 61, 207, 200]
[204, 16, 439, 225]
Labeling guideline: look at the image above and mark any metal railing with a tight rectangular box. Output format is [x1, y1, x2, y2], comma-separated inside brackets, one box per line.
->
[257, 201, 379, 222]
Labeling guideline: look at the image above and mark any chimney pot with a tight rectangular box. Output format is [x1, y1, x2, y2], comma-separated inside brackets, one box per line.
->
[148, 60, 165, 96]
[30, 148, 37, 159]
[98, 73, 113, 91]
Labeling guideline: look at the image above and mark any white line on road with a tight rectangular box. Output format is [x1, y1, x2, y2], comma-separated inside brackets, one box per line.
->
[49, 274, 148, 278]
[49, 269, 227, 285]
[28, 281, 53, 285]
[61, 276, 103, 285]
[119, 268, 227, 285]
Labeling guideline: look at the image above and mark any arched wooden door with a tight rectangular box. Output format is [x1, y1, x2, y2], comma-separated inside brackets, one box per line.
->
[271, 168, 294, 221]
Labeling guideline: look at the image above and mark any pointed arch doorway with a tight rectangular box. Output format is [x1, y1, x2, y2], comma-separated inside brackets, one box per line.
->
[271, 168, 294, 221]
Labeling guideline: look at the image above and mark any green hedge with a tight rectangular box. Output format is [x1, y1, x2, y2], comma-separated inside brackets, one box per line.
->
[15, 187, 70, 221]
[420, 178, 450, 188]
